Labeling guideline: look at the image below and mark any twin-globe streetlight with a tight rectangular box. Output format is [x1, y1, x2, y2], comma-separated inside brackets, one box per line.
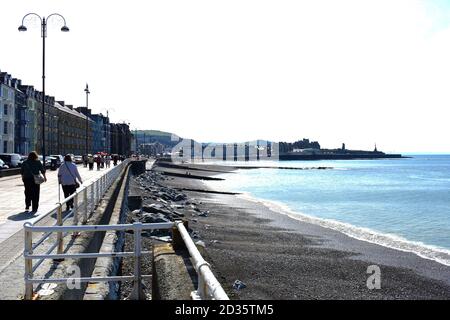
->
[18, 13, 69, 165]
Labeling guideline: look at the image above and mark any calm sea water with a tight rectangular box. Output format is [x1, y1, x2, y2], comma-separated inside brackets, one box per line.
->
[205, 155, 450, 265]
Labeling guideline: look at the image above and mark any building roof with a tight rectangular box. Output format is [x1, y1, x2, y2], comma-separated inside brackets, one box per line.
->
[54, 101, 94, 122]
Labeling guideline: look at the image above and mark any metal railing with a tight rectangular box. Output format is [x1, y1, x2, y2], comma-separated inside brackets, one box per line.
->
[24, 221, 229, 300]
[32, 160, 129, 227]
[175, 221, 229, 300]
[22, 159, 129, 298]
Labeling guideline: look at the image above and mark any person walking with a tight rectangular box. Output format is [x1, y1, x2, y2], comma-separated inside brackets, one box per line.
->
[105, 154, 111, 168]
[113, 154, 118, 166]
[83, 154, 88, 168]
[58, 154, 83, 211]
[95, 155, 101, 171]
[88, 154, 94, 170]
[21, 151, 47, 213]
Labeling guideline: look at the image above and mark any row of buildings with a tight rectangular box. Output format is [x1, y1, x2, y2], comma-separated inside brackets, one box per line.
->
[0, 69, 132, 156]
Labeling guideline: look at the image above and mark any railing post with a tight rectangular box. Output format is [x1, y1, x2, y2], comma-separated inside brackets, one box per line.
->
[83, 187, 88, 223]
[24, 224, 33, 300]
[130, 223, 144, 300]
[73, 193, 79, 225]
[90, 184, 94, 214]
[95, 180, 99, 204]
[105, 172, 109, 189]
[56, 204, 64, 255]
[197, 273, 207, 299]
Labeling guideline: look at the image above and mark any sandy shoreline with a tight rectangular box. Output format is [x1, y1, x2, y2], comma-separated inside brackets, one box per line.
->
[153, 162, 450, 299]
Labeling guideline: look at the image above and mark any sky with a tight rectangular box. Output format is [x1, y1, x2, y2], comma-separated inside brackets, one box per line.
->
[1, 0, 450, 153]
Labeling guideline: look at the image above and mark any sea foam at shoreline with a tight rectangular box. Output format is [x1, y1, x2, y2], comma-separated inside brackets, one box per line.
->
[203, 155, 450, 267]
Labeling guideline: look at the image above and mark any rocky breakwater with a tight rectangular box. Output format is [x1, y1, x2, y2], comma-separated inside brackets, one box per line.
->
[121, 170, 210, 299]
[128, 171, 209, 241]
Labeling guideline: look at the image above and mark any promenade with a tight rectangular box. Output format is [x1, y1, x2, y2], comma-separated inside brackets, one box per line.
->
[0, 164, 116, 244]
[0, 163, 118, 299]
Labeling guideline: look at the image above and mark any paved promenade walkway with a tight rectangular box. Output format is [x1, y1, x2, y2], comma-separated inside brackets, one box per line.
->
[0, 164, 117, 245]
[0, 163, 123, 300]
[0, 159, 151, 299]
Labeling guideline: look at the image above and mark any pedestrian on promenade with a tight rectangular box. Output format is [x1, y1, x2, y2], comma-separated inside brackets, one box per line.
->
[88, 154, 94, 170]
[101, 155, 105, 169]
[20, 151, 47, 213]
[58, 154, 83, 211]
[95, 155, 101, 171]
[83, 154, 88, 168]
[113, 154, 118, 166]
[105, 154, 111, 168]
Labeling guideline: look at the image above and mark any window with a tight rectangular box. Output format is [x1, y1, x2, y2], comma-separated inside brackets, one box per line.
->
[3, 105, 7, 115]
[4, 121, 8, 134]
[3, 141, 7, 153]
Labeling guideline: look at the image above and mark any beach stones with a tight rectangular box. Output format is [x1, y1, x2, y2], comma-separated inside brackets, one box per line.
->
[141, 212, 170, 224]
[142, 203, 164, 213]
[232, 280, 247, 291]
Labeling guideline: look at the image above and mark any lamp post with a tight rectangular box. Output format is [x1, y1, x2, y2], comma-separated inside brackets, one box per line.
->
[19, 13, 69, 166]
[100, 107, 115, 154]
[84, 84, 90, 156]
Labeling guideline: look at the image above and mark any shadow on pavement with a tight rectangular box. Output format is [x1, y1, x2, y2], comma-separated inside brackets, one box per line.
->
[8, 211, 36, 221]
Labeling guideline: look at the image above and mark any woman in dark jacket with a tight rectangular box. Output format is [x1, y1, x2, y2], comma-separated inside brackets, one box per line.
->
[21, 151, 47, 213]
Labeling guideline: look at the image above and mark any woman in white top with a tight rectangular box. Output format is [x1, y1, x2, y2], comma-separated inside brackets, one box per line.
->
[58, 154, 83, 211]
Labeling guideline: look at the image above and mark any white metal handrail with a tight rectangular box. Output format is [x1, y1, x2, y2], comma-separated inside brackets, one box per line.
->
[175, 221, 229, 300]
[24, 221, 170, 300]
[28, 160, 130, 258]
[24, 220, 229, 300]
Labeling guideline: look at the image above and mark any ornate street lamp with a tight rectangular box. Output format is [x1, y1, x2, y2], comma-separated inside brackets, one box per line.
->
[84, 83, 90, 155]
[19, 13, 69, 165]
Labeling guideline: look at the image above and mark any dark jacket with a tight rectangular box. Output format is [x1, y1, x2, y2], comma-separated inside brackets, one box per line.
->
[21, 159, 45, 179]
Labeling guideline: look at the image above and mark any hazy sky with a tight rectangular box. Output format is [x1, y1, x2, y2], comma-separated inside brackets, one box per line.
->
[1, 0, 450, 152]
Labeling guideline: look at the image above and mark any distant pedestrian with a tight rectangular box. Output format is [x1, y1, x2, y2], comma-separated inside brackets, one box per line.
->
[113, 154, 118, 166]
[20, 151, 47, 213]
[58, 154, 83, 211]
[101, 156, 105, 168]
[95, 155, 101, 170]
[88, 154, 94, 170]
[105, 155, 111, 168]
[83, 154, 88, 168]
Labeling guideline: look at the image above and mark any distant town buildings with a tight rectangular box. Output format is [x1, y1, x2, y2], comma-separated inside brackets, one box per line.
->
[0, 68, 132, 156]
[278, 138, 321, 154]
[140, 142, 165, 156]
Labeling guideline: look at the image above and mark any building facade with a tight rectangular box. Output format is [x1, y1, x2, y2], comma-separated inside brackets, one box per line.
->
[89, 113, 110, 154]
[74, 106, 97, 155]
[17, 84, 38, 155]
[0, 67, 133, 157]
[0, 72, 16, 153]
[12, 80, 36, 155]
[56, 102, 93, 155]
[110, 123, 131, 156]
[34, 92, 60, 155]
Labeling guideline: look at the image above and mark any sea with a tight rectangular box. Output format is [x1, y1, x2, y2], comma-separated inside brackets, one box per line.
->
[204, 155, 450, 266]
